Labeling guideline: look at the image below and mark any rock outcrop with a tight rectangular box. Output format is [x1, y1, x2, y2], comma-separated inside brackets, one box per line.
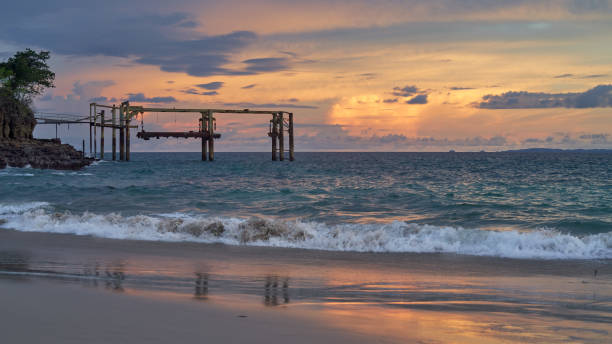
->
[0, 92, 93, 170]
[0, 138, 93, 170]
[0, 92, 36, 139]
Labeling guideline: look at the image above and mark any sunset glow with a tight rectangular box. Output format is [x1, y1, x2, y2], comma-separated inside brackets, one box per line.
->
[2, 0, 610, 151]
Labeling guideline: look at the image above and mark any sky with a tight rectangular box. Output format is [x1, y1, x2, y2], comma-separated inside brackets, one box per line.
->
[2, 0, 612, 151]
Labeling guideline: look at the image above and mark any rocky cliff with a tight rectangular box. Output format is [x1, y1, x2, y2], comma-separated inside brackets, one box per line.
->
[0, 92, 93, 170]
[0, 138, 93, 169]
[0, 92, 36, 139]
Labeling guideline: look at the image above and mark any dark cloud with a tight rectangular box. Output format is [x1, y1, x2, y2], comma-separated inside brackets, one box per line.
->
[554, 73, 607, 79]
[523, 137, 554, 144]
[127, 93, 177, 103]
[181, 88, 200, 95]
[388, 85, 429, 104]
[582, 74, 608, 79]
[359, 73, 377, 79]
[579, 133, 609, 144]
[242, 84, 257, 89]
[166, 80, 175, 84]
[449, 86, 474, 90]
[477, 84, 612, 109]
[392, 85, 421, 97]
[406, 94, 428, 104]
[223, 102, 318, 109]
[280, 51, 298, 58]
[0, 5, 295, 78]
[579, 133, 608, 139]
[242, 57, 291, 73]
[196, 82, 224, 90]
[202, 91, 218, 96]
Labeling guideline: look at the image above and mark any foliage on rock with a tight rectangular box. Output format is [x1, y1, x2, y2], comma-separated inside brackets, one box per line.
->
[0, 49, 55, 104]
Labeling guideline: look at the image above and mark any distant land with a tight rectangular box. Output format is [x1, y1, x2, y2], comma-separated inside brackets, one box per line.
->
[502, 148, 612, 153]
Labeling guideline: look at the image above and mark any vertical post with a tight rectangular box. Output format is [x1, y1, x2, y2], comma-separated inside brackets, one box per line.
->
[271, 113, 277, 161]
[93, 104, 97, 158]
[82, 139, 85, 159]
[89, 104, 93, 156]
[119, 105, 125, 161]
[278, 112, 284, 161]
[126, 113, 131, 162]
[112, 106, 117, 161]
[201, 113, 207, 161]
[208, 110, 214, 161]
[55, 123, 58, 139]
[100, 110, 105, 160]
[289, 112, 294, 161]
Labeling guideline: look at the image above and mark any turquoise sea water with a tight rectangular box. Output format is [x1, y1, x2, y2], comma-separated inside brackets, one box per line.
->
[1, 152, 611, 259]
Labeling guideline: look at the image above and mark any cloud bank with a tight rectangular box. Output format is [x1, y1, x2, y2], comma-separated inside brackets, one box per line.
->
[127, 93, 177, 103]
[478, 85, 612, 109]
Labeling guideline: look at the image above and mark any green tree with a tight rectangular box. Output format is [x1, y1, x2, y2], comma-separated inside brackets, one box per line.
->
[0, 49, 55, 103]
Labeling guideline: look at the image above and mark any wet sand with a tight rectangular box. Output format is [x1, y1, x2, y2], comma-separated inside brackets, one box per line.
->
[1, 229, 611, 343]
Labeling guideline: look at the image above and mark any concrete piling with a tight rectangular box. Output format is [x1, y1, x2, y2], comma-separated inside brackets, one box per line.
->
[289, 113, 294, 161]
[271, 113, 278, 161]
[119, 106, 125, 161]
[201, 113, 207, 161]
[100, 110, 105, 160]
[112, 106, 117, 160]
[278, 113, 284, 161]
[126, 118, 131, 162]
[207, 110, 214, 161]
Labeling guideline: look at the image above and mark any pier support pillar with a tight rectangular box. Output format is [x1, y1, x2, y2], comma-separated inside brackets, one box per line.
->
[112, 106, 117, 160]
[278, 113, 284, 161]
[89, 104, 93, 157]
[207, 110, 214, 161]
[271, 113, 277, 161]
[126, 117, 131, 162]
[119, 106, 125, 161]
[201, 113, 207, 161]
[93, 104, 97, 158]
[289, 113, 294, 161]
[100, 110, 105, 160]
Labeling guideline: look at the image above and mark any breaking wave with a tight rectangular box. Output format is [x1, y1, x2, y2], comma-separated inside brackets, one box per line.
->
[1, 203, 610, 260]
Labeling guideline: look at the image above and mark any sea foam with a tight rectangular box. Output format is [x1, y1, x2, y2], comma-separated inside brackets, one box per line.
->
[0, 203, 610, 260]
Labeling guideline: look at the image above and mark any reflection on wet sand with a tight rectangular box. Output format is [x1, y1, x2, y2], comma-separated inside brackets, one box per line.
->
[0, 250, 126, 292]
[1, 247, 611, 343]
[194, 273, 209, 300]
[264, 276, 290, 306]
[0, 251, 30, 272]
[103, 264, 126, 292]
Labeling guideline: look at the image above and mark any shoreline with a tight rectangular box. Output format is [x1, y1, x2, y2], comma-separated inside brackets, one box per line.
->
[1, 229, 610, 343]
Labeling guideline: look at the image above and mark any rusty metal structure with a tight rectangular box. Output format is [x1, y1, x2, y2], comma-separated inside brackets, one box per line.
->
[88, 101, 295, 161]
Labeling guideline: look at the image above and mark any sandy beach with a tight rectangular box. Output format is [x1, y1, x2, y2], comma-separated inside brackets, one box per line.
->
[1, 229, 610, 343]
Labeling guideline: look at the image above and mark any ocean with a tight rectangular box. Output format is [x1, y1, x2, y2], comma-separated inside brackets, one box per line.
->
[1, 152, 611, 259]
[1, 152, 612, 343]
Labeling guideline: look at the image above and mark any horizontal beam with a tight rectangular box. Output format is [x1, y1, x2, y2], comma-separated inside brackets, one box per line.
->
[136, 131, 222, 140]
[36, 120, 90, 124]
[129, 107, 290, 115]
[90, 104, 116, 109]
[92, 124, 138, 129]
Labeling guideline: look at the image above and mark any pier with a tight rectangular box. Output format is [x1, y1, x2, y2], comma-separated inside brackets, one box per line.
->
[36, 102, 296, 162]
